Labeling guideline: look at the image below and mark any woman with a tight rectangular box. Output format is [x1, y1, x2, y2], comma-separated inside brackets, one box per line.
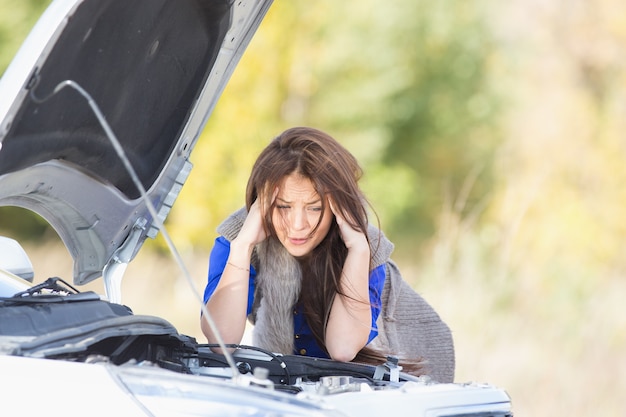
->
[201, 127, 455, 381]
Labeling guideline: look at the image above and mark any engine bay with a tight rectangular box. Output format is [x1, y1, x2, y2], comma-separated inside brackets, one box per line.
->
[0, 277, 423, 397]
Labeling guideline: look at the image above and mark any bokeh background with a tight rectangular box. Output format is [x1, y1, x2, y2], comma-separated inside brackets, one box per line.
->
[1, 1, 625, 415]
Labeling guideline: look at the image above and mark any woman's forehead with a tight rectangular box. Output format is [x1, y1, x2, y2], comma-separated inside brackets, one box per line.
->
[276, 174, 322, 203]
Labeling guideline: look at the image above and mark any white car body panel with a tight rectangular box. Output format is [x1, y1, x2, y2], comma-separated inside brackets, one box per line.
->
[0, 355, 145, 416]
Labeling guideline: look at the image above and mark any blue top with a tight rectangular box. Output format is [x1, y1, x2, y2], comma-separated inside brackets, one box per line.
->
[203, 236, 386, 358]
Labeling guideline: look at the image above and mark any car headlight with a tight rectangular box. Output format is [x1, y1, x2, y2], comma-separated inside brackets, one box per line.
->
[112, 364, 344, 417]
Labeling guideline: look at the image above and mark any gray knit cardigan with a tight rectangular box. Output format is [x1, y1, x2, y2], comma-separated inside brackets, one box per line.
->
[216, 208, 455, 383]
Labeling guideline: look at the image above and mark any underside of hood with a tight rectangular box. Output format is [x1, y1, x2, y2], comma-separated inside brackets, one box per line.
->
[0, 0, 272, 290]
[1, 0, 231, 199]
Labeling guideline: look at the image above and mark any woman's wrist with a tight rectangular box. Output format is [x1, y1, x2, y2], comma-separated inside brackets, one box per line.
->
[230, 236, 255, 257]
[346, 238, 370, 257]
[227, 237, 255, 272]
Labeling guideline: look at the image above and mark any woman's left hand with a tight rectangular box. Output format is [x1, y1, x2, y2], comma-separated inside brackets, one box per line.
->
[329, 199, 369, 252]
[326, 198, 372, 362]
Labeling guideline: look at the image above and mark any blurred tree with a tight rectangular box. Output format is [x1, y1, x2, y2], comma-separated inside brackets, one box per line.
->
[377, 0, 502, 243]
[0, 0, 50, 74]
[488, 0, 626, 278]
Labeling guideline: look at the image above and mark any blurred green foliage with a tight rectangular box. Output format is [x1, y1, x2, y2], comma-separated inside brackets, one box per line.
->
[0, 0, 49, 73]
[380, 1, 500, 240]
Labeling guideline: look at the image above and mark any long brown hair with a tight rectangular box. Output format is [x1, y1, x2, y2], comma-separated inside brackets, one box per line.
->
[246, 127, 423, 375]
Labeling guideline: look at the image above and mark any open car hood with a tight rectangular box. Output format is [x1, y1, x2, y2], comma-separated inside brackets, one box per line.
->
[0, 0, 272, 295]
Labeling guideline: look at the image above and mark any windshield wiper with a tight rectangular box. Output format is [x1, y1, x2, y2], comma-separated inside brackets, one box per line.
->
[1, 277, 100, 304]
[13, 276, 79, 297]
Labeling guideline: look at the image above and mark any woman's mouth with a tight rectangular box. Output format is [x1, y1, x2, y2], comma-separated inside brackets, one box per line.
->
[289, 237, 308, 245]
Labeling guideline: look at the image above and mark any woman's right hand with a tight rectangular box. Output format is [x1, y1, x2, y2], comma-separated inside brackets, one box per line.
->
[235, 197, 269, 248]
[203, 196, 273, 349]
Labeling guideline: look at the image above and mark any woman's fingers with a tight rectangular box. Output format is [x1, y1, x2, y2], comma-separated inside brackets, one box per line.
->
[239, 198, 267, 245]
[328, 197, 347, 225]
[328, 197, 369, 250]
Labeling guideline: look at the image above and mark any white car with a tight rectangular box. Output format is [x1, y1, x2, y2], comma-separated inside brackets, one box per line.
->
[0, 1, 513, 416]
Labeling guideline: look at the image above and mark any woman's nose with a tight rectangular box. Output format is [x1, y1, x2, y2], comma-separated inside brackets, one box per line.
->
[291, 209, 308, 231]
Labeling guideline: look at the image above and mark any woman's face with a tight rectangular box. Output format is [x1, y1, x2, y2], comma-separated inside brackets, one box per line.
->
[271, 173, 333, 258]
